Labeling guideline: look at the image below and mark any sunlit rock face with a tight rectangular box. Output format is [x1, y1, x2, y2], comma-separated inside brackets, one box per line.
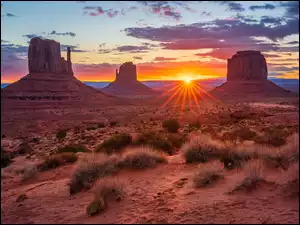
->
[227, 50, 268, 81]
[115, 62, 137, 83]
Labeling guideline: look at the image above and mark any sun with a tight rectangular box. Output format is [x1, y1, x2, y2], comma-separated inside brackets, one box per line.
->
[184, 78, 191, 84]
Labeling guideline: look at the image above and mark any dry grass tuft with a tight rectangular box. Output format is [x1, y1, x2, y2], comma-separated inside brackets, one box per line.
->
[193, 162, 224, 188]
[57, 144, 89, 154]
[230, 160, 267, 193]
[86, 178, 125, 216]
[21, 164, 38, 181]
[69, 154, 119, 195]
[181, 135, 227, 163]
[133, 131, 173, 155]
[1, 146, 12, 168]
[118, 147, 167, 169]
[38, 152, 78, 171]
[95, 133, 132, 154]
[162, 119, 180, 133]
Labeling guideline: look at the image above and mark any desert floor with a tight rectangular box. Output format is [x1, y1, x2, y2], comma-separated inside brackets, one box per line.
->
[1, 96, 299, 224]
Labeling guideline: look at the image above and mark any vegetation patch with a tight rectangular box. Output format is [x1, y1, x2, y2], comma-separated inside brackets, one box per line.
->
[162, 119, 180, 133]
[193, 170, 223, 188]
[133, 131, 173, 155]
[118, 147, 167, 170]
[167, 133, 186, 149]
[86, 178, 124, 216]
[56, 129, 67, 140]
[69, 154, 119, 195]
[1, 146, 12, 168]
[181, 135, 225, 163]
[57, 144, 89, 154]
[38, 152, 78, 171]
[96, 133, 132, 154]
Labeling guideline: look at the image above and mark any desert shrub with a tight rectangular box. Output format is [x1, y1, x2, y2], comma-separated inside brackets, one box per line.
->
[188, 120, 201, 131]
[69, 154, 119, 195]
[2, 134, 6, 138]
[133, 131, 173, 155]
[230, 160, 266, 193]
[56, 129, 67, 140]
[118, 147, 167, 169]
[38, 152, 78, 171]
[181, 135, 225, 163]
[219, 151, 245, 170]
[109, 121, 118, 127]
[57, 144, 88, 154]
[97, 122, 105, 128]
[167, 133, 186, 148]
[162, 119, 180, 133]
[1, 146, 12, 168]
[193, 166, 223, 188]
[222, 126, 257, 141]
[96, 133, 132, 154]
[21, 164, 38, 181]
[17, 141, 32, 155]
[87, 126, 97, 131]
[16, 194, 28, 202]
[86, 178, 124, 216]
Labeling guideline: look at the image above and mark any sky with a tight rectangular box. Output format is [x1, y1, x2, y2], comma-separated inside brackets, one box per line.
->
[1, 1, 299, 83]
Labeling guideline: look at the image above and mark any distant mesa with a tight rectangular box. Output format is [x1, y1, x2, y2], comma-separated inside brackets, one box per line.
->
[101, 61, 155, 97]
[227, 50, 268, 81]
[210, 50, 296, 99]
[1, 37, 121, 104]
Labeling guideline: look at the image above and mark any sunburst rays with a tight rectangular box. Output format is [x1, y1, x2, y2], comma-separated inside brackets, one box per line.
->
[160, 80, 220, 118]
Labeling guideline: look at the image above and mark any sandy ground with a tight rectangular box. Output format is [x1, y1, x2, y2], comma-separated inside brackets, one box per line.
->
[1, 95, 299, 224]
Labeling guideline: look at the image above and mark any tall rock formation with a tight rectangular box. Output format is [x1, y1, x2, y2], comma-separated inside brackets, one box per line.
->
[28, 37, 73, 75]
[102, 61, 155, 97]
[227, 51, 268, 81]
[115, 62, 137, 83]
[210, 50, 295, 100]
[2, 37, 123, 104]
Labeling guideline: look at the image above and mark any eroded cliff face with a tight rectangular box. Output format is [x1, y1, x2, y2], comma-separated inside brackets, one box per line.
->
[28, 37, 73, 75]
[227, 51, 268, 81]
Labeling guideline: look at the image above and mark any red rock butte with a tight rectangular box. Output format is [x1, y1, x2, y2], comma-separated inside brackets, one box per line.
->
[1, 37, 122, 104]
[210, 50, 296, 99]
[102, 62, 155, 97]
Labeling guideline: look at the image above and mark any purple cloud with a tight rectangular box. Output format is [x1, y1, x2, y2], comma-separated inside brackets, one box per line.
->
[50, 30, 76, 37]
[153, 57, 177, 61]
[249, 4, 275, 11]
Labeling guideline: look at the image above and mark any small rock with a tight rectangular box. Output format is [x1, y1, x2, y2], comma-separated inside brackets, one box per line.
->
[16, 194, 27, 202]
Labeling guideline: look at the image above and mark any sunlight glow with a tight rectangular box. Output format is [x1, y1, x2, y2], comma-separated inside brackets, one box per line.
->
[160, 80, 221, 119]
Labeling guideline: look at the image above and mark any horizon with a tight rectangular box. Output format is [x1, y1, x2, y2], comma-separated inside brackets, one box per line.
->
[1, 1, 299, 83]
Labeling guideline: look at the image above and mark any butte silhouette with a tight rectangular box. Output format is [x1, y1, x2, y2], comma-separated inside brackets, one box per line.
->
[1, 37, 122, 104]
[101, 62, 155, 97]
[210, 50, 296, 100]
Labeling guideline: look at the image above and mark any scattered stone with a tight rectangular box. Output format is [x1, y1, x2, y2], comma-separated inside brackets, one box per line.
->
[16, 194, 28, 202]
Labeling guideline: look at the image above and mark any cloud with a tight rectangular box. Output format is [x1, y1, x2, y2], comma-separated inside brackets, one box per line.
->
[83, 6, 121, 18]
[260, 16, 284, 25]
[6, 13, 17, 17]
[133, 56, 143, 60]
[286, 41, 299, 45]
[22, 34, 44, 41]
[219, 2, 245, 12]
[1, 39, 9, 43]
[60, 44, 88, 52]
[137, 1, 182, 20]
[124, 17, 299, 43]
[116, 45, 150, 53]
[249, 4, 275, 11]
[202, 11, 212, 16]
[49, 30, 76, 37]
[153, 57, 177, 61]
[280, 1, 299, 18]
